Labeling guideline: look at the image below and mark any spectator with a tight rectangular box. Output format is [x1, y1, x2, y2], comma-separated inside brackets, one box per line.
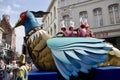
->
[10, 60, 18, 80]
[5, 62, 12, 80]
[0, 59, 5, 80]
[11, 60, 18, 69]
[30, 63, 38, 71]
[16, 54, 31, 80]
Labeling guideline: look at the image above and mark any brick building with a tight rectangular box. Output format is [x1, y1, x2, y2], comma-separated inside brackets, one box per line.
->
[0, 14, 16, 63]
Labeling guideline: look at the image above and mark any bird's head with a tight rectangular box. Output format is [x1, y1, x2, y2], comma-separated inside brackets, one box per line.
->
[14, 11, 28, 28]
[14, 10, 49, 30]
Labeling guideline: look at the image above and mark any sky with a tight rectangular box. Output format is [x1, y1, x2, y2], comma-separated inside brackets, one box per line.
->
[0, 0, 52, 54]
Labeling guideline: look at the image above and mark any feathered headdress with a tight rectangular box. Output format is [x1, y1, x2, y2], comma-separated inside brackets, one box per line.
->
[79, 17, 86, 28]
[84, 19, 89, 27]
[69, 21, 74, 31]
[69, 21, 74, 28]
[61, 20, 66, 28]
[61, 20, 66, 31]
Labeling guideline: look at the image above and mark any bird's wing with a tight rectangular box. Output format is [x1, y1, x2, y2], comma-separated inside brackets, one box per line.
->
[30, 11, 50, 17]
[47, 37, 112, 80]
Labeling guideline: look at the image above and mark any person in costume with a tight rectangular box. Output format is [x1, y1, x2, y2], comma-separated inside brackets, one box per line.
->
[61, 20, 77, 37]
[69, 21, 77, 36]
[77, 18, 94, 37]
[16, 54, 31, 80]
[0, 59, 5, 80]
[84, 19, 94, 37]
[5, 61, 13, 80]
[77, 18, 87, 37]
[8, 60, 18, 80]
[60, 20, 68, 36]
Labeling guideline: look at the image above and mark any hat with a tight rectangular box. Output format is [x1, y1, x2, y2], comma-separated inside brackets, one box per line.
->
[61, 20, 66, 31]
[84, 19, 89, 27]
[69, 21, 74, 31]
[61, 20, 66, 28]
[19, 54, 25, 64]
[69, 21, 74, 28]
[80, 17, 86, 28]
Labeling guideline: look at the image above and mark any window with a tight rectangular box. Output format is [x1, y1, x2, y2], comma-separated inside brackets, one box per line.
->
[61, 0, 67, 6]
[108, 4, 120, 24]
[51, 12, 52, 23]
[46, 20, 47, 28]
[54, 7, 56, 19]
[48, 17, 49, 26]
[79, 11, 88, 22]
[93, 8, 103, 27]
[79, 0, 89, 3]
[51, 28, 52, 35]
[48, 31, 49, 34]
[54, 24, 56, 35]
[63, 15, 70, 29]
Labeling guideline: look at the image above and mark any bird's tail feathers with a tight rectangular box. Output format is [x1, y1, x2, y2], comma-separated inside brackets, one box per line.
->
[30, 11, 50, 18]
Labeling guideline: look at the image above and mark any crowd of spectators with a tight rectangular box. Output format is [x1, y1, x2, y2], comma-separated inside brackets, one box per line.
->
[0, 54, 32, 80]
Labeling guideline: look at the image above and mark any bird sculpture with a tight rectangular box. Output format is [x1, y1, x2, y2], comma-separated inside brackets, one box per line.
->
[14, 10, 120, 80]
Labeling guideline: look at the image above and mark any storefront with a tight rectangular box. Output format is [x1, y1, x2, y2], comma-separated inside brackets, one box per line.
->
[94, 31, 120, 49]
[105, 37, 120, 49]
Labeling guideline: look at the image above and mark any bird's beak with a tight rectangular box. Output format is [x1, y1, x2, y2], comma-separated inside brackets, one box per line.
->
[14, 18, 23, 28]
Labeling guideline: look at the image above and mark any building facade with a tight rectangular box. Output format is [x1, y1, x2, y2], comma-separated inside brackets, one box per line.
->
[42, 0, 120, 49]
[42, 0, 58, 36]
[0, 14, 16, 63]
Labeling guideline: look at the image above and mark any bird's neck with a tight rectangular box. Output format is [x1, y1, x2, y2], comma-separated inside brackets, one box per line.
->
[23, 19, 40, 34]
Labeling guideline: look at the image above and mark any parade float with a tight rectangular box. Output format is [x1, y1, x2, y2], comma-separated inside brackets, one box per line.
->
[14, 10, 120, 80]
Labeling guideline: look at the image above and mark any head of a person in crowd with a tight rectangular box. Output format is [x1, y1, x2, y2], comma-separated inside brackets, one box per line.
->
[0, 59, 4, 65]
[61, 20, 66, 31]
[0, 60, 3, 66]
[69, 26, 74, 31]
[80, 24, 86, 28]
[69, 21, 74, 31]
[12, 60, 16, 65]
[61, 27, 66, 31]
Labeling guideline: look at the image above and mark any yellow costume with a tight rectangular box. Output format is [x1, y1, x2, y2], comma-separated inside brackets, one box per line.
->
[17, 54, 31, 80]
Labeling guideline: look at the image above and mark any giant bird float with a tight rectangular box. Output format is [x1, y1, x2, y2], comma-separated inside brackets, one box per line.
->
[14, 10, 120, 80]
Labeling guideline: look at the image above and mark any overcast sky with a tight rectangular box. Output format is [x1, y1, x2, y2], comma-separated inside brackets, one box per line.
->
[0, 0, 52, 54]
